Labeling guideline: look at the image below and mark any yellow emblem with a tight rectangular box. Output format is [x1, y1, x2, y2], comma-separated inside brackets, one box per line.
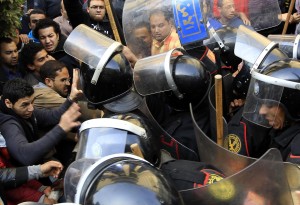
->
[207, 173, 224, 184]
[224, 134, 241, 153]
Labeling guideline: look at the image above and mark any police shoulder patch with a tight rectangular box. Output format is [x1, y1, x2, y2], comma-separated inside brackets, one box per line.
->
[224, 134, 241, 153]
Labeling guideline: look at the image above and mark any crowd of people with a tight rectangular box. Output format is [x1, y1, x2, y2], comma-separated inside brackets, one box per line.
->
[1, 0, 300, 204]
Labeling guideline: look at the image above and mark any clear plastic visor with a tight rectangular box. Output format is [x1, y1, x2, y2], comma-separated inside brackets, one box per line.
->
[243, 77, 284, 128]
[234, 25, 287, 69]
[133, 48, 184, 96]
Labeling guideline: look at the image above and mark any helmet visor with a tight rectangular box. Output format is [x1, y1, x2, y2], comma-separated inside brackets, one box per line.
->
[64, 24, 122, 68]
[77, 118, 146, 160]
[243, 74, 284, 128]
[234, 26, 287, 69]
[134, 49, 184, 96]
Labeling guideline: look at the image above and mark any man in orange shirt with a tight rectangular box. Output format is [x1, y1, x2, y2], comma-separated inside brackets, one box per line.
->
[149, 7, 182, 55]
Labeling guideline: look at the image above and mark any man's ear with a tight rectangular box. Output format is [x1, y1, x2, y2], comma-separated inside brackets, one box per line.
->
[27, 64, 36, 71]
[4, 99, 13, 109]
[44, 78, 54, 87]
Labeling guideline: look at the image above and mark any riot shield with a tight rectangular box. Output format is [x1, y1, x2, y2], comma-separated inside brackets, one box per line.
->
[191, 102, 255, 176]
[234, 25, 288, 70]
[268, 34, 300, 60]
[138, 98, 199, 161]
[180, 148, 294, 205]
[285, 162, 300, 204]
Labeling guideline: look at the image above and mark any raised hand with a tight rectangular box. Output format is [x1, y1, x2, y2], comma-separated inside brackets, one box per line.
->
[69, 68, 83, 101]
[58, 103, 82, 132]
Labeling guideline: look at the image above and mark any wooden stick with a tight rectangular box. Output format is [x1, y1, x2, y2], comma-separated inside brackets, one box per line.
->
[104, 0, 121, 42]
[130, 143, 144, 158]
[282, 0, 296, 35]
[215, 74, 224, 147]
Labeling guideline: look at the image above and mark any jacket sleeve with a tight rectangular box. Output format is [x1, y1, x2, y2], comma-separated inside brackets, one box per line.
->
[63, 0, 90, 29]
[34, 98, 72, 128]
[0, 167, 28, 188]
[1, 119, 66, 166]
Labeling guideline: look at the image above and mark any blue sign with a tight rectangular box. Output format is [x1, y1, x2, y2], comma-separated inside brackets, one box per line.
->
[172, 0, 208, 48]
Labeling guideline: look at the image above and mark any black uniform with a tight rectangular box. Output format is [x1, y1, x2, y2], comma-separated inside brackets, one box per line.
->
[146, 94, 211, 161]
[270, 123, 300, 164]
[226, 106, 271, 158]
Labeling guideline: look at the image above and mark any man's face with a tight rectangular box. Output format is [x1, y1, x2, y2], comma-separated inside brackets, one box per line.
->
[6, 96, 35, 119]
[28, 49, 55, 72]
[259, 104, 285, 130]
[29, 13, 46, 30]
[134, 27, 152, 47]
[38, 27, 60, 52]
[150, 12, 172, 42]
[87, 0, 106, 22]
[0, 41, 18, 68]
[47, 67, 71, 97]
[219, 0, 236, 21]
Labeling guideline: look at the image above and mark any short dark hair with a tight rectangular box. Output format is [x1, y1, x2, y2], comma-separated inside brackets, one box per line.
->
[2, 78, 34, 104]
[29, 9, 46, 19]
[0, 37, 14, 51]
[134, 21, 151, 32]
[87, 0, 104, 7]
[40, 60, 66, 82]
[33, 18, 61, 39]
[149, 6, 172, 22]
[19, 42, 45, 69]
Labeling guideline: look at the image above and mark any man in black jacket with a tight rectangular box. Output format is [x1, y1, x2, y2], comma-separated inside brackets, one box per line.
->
[64, 0, 113, 38]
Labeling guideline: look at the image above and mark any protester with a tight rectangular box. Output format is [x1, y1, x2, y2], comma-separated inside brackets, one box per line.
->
[149, 6, 182, 55]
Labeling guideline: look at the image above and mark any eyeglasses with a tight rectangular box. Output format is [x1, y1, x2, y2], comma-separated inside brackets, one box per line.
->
[89, 5, 105, 10]
[31, 19, 43, 24]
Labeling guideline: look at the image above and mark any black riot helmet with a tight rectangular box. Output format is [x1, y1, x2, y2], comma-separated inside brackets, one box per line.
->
[63, 24, 134, 106]
[80, 51, 133, 105]
[165, 54, 212, 110]
[77, 113, 161, 166]
[65, 154, 185, 205]
[243, 59, 300, 128]
[134, 48, 211, 111]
